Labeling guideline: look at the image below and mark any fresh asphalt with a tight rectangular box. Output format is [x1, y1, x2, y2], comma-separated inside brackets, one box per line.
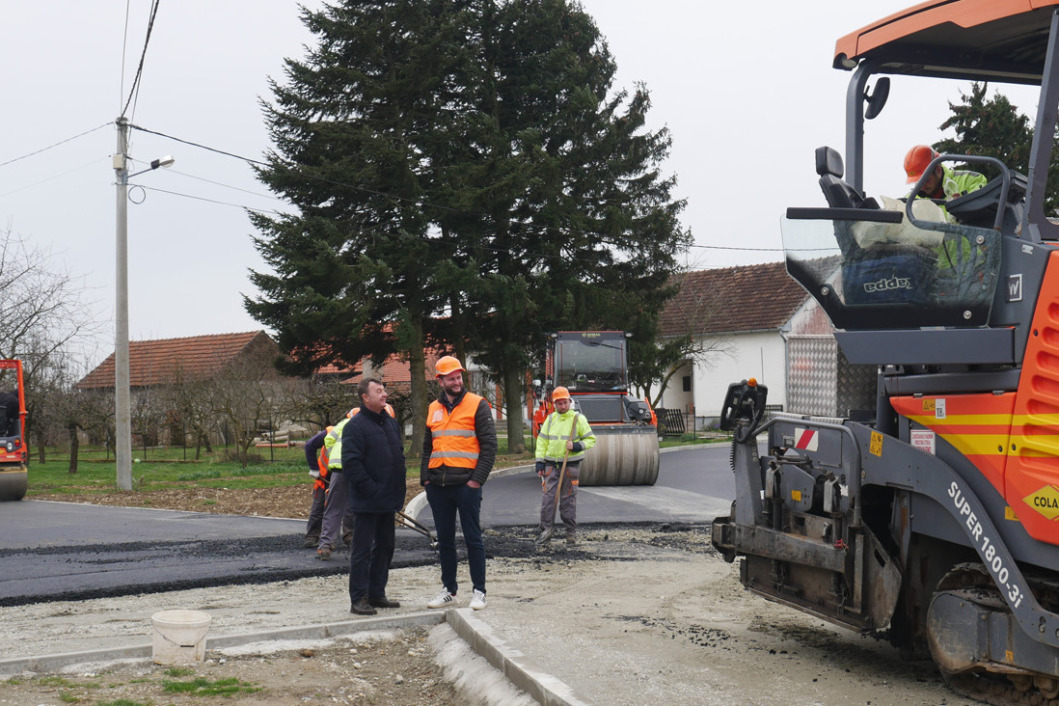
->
[0, 443, 737, 607]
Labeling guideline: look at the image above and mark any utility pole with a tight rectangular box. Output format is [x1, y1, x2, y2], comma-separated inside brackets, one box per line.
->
[114, 116, 132, 491]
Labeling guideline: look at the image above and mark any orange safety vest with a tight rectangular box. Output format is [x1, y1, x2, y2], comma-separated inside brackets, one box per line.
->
[314, 426, 334, 491]
[427, 392, 483, 470]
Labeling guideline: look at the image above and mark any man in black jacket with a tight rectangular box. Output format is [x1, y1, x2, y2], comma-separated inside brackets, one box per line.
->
[342, 378, 406, 616]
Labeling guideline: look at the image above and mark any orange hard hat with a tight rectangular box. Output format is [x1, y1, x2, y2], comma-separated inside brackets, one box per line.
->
[434, 355, 465, 377]
[551, 386, 571, 401]
[904, 145, 939, 183]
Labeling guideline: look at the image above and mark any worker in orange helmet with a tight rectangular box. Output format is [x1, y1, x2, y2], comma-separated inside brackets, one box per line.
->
[534, 386, 595, 546]
[421, 355, 497, 611]
[904, 144, 986, 201]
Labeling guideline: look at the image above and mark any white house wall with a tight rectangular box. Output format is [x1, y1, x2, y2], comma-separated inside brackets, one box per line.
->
[654, 331, 788, 424]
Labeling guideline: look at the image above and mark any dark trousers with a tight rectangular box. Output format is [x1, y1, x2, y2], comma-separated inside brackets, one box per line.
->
[305, 484, 326, 538]
[348, 511, 396, 603]
[426, 482, 485, 595]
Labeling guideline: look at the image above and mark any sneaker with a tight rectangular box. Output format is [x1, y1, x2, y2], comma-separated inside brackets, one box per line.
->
[427, 589, 456, 609]
[469, 589, 487, 611]
[316, 545, 332, 561]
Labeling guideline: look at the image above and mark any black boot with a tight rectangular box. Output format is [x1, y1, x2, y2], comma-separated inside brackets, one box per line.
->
[368, 595, 401, 608]
[350, 597, 377, 615]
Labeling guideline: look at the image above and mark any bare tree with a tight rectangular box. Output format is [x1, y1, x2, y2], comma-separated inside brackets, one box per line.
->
[280, 376, 356, 432]
[162, 373, 216, 459]
[0, 229, 99, 455]
[206, 345, 294, 467]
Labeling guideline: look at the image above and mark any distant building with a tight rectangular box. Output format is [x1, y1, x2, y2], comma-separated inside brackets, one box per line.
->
[655, 262, 874, 426]
[77, 331, 281, 391]
[77, 331, 289, 448]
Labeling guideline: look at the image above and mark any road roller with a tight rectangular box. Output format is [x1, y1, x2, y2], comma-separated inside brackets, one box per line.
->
[0, 359, 27, 502]
[532, 331, 658, 486]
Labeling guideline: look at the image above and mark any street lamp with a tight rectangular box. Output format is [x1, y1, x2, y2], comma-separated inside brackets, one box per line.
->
[113, 116, 174, 490]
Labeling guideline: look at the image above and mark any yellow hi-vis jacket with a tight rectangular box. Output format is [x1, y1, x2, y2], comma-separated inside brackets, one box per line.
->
[325, 404, 395, 469]
[536, 410, 595, 464]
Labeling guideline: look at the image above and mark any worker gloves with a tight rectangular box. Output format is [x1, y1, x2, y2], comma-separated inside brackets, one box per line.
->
[535, 460, 546, 476]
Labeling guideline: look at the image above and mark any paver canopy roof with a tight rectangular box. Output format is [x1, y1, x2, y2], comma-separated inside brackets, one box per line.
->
[834, 0, 1059, 83]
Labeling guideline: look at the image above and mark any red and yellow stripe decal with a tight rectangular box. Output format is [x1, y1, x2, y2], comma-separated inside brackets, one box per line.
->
[890, 393, 1014, 498]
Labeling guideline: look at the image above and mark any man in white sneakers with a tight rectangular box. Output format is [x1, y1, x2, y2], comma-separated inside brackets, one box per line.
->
[421, 356, 496, 611]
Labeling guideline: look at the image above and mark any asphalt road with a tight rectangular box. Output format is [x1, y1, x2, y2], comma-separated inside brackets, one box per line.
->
[0, 443, 736, 607]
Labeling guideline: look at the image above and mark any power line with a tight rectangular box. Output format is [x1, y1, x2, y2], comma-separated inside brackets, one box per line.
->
[128, 122, 457, 211]
[120, 0, 161, 118]
[120, 0, 132, 112]
[0, 157, 107, 199]
[690, 243, 784, 252]
[167, 168, 281, 201]
[129, 124, 787, 255]
[0, 124, 111, 169]
[130, 184, 288, 216]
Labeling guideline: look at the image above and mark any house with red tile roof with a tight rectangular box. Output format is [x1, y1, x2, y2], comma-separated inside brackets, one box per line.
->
[656, 262, 873, 423]
[77, 331, 282, 390]
[77, 331, 503, 450]
[77, 331, 292, 449]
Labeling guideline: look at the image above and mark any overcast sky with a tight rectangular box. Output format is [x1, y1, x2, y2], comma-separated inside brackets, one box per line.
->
[0, 1, 1037, 366]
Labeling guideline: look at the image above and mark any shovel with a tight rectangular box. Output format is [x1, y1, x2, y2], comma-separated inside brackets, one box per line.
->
[396, 510, 438, 551]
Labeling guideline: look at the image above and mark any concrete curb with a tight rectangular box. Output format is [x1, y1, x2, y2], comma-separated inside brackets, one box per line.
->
[447, 608, 591, 706]
[0, 611, 445, 677]
[0, 608, 588, 705]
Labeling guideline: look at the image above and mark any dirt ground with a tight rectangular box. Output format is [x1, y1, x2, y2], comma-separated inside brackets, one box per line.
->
[4, 484, 988, 706]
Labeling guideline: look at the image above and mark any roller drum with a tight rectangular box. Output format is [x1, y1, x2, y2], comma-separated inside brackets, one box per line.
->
[579, 426, 659, 486]
[0, 465, 27, 502]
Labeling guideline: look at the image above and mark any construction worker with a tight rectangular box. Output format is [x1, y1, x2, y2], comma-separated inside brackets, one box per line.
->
[904, 144, 990, 273]
[316, 412, 356, 560]
[534, 387, 595, 545]
[904, 144, 987, 201]
[422, 356, 497, 611]
[343, 378, 406, 615]
[317, 403, 397, 560]
[302, 427, 330, 548]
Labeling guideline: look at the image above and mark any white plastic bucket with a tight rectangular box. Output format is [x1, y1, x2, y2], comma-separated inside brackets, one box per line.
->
[151, 609, 211, 665]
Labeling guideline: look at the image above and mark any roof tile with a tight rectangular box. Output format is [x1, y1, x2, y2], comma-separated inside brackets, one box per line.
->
[77, 331, 278, 389]
[660, 263, 809, 337]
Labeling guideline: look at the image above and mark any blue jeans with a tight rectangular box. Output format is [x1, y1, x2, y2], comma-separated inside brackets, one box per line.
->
[426, 482, 485, 596]
[348, 512, 396, 602]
